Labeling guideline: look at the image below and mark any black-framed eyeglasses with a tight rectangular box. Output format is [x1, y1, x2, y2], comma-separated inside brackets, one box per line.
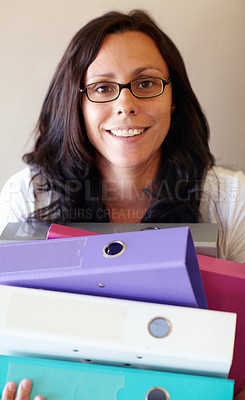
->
[79, 76, 171, 103]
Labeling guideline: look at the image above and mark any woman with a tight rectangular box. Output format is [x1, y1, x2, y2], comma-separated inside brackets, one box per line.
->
[0, 10, 245, 399]
[1, 11, 245, 261]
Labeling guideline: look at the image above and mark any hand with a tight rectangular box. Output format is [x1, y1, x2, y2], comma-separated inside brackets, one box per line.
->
[234, 380, 245, 400]
[2, 378, 244, 400]
[1, 379, 44, 400]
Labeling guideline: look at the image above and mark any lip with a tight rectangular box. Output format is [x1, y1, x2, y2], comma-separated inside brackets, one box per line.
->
[106, 127, 149, 139]
[108, 126, 148, 130]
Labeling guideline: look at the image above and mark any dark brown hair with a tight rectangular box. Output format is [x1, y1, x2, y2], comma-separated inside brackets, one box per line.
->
[23, 10, 214, 222]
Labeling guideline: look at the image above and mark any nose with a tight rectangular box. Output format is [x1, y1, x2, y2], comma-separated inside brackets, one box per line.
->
[115, 87, 138, 116]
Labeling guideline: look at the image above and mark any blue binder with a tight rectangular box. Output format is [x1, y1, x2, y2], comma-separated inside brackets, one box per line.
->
[0, 355, 234, 400]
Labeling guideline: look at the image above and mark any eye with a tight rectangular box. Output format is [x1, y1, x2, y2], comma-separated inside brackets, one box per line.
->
[96, 85, 111, 93]
[138, 79, 155, 89]
[90, 82, 117, 94]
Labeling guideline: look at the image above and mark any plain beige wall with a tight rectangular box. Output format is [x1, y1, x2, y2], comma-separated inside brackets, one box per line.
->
[0, 0, 244, 191]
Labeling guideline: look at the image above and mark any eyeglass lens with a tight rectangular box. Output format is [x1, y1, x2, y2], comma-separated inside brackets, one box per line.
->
[86, 77, 165, 102]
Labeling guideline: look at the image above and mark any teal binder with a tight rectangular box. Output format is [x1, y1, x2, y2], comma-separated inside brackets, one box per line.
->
[0, 355, 234, 400]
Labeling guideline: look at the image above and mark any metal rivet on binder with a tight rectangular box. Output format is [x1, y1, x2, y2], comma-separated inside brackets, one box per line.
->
[145, 387, 170, 400]
[148, 317, 172, 338]
[103, 240, 126, 257]
[140, 226, 159, 230]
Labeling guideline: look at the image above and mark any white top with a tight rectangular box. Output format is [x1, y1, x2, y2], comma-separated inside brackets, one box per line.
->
[0, 165, 245, 263]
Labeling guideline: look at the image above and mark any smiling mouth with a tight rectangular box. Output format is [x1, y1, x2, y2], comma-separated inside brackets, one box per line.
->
[109, 128, 146, 137]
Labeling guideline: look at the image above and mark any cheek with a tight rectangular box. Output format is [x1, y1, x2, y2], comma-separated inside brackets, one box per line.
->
[82, 103, 100, 141]
[82, 101, 108, 130]
[154, 102, 172, 131]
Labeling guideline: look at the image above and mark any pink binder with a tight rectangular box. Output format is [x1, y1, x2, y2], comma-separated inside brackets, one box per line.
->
[198, 254, 245, 395]
[47, 223, 99, 239]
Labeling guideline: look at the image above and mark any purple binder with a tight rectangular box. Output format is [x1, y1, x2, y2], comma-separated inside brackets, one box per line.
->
[0, 227, 207, 308]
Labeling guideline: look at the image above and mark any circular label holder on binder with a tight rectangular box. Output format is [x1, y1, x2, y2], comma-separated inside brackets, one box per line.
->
[103, 240, 126, 257]
[145, 387, 170, 400]
[148, 317, 172, 338]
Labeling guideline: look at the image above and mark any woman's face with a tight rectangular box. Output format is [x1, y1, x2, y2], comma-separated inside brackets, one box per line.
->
[81, 31, 173, 171]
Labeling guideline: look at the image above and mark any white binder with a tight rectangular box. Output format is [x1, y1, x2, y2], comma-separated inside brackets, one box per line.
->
[0, 285, 236, 378]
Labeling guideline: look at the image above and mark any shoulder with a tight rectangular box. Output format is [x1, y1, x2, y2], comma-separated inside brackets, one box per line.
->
[204, 165, 245, 191]
[0, 167, 52, 234]
[0, 166, 37, 201]
[200, 165, 245, 262]
[201, 165, 245, 208]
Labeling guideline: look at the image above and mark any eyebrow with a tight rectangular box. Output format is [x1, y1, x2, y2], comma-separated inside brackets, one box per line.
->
[87, 66, 165, 81]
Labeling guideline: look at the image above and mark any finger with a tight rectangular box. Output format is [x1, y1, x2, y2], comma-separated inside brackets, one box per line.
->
[234, 392, 245, 400]
[15, 379, 32, 400]
[234, 381, 245, 400]
[1, 381, 17, 400]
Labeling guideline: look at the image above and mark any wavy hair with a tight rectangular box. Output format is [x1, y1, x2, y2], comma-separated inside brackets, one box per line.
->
[23, 9, 214, 222]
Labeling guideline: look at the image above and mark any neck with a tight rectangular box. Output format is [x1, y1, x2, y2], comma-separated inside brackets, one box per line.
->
[96, 153, 161, 222]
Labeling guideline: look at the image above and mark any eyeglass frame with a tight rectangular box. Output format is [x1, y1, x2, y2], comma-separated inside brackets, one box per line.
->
[79, 76, 171, 103]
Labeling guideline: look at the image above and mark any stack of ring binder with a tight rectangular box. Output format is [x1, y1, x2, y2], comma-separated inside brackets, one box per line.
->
[0, 226, 237, 399]
[0, 220, 219, 257]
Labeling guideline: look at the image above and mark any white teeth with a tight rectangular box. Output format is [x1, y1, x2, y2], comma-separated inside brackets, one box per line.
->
[110, 129, 145, 137]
